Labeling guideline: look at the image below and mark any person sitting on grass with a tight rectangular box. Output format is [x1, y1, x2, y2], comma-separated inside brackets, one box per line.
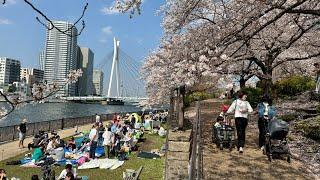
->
[67, 137, 76, 151]
[58, 164, 77, 180]
[32, 144, 46, 162]
[55, 135, 65, 148]
[31, 174, 39, 180]
[65, 172, 75, 180]
[0, 169, 6, 180]
[46, 136, 58, 153]
[28, 134, 42, 150]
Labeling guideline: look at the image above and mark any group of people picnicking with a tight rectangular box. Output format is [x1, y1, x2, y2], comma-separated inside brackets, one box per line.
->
[215, 91, 276, 153]
[3, 111, 167, 180]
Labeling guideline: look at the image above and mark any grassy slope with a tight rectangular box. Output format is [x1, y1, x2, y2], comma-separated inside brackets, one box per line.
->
[0, 134, 166, 180]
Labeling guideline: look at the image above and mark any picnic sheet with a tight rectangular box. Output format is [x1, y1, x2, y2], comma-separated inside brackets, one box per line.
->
[78, 158, 124, 170]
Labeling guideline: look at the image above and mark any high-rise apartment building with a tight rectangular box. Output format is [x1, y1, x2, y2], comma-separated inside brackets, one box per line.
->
[0, 57, 21, 87]
[93, 70, 104, 96]
[39, 50, 45, 71]
[43, 21, 78, 97]
[77, 47, 94, 96]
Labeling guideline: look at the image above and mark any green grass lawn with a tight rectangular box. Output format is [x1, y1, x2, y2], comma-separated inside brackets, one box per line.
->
[0, 133, 166, 180]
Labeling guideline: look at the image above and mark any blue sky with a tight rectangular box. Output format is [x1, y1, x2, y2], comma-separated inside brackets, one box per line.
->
[0, 0, 164, 68]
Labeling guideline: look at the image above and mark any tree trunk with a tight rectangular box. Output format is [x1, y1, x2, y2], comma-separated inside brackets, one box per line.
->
[239, 77, 246, 89]
[178, 94, 184, 130]
[262, 72, 273, 95]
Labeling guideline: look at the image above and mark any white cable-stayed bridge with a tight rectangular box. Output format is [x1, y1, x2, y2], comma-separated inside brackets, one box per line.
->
[61, 37, 148, 104]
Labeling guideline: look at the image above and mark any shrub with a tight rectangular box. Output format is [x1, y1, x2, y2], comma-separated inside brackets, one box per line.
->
[184, 91, 215, 107]
[279, 114, 296, 122]
[273, 75, 316, 97]
[242, 87, 263, 108]
[296, 116, 320, 141]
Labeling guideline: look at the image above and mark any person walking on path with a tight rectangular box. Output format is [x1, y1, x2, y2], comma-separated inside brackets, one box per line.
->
[227, 91, 253, 153]
[89, 123, 99, 159]
[257, 95, 276, 152]
[17, 118, 27, 148]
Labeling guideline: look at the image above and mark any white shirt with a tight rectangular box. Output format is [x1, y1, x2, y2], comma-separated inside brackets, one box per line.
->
[89, 128, 98, 142]
[263, 102, 269, 116]
[102, 131, 112, 146]
[58, 169, 77, 179]
[46, 140, 55, 151]
[95, 115, 101, 123]
[227, 99, 253, 118]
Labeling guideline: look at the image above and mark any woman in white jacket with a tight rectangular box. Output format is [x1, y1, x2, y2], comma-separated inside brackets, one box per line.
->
[227, 91, 253, 153]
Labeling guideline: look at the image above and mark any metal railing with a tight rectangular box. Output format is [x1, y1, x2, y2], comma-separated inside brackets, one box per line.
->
[0, 111, 147, 144]
[189, 101, 203, 180]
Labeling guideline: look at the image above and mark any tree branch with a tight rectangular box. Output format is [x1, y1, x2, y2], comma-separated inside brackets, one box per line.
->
[273, 51, 320, 69]
[283, 9, 320, 16]
[22, 0, 88, 37]
[2, 0, 88, 37]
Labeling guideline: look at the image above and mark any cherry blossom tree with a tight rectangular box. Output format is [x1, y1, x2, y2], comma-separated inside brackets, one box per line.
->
[157, 0, 320, 95]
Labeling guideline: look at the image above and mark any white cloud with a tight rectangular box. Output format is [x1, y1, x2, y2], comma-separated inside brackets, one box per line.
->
[137, 38, 143, 45]
[2, 0, 17, 7]
[6, 0, 17, 5]
[0, 18, 13, 25]
[102, 26, 113, 34]
[99, 39, 108, 43]
[101, 6, 120, 15]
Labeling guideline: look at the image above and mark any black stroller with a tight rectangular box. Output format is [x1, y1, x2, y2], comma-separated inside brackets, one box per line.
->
[264, 118, 291, 163]
[212, 120, 235, 151]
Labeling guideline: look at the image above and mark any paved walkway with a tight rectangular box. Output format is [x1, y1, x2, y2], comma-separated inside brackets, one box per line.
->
[201, 99, 315, 180]
[0, 123, 94, 161]
[165, 129, 191, 180]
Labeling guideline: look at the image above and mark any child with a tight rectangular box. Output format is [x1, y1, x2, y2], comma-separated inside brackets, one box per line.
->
[215, 116, 224, 129]
[214, 116, 224, 144]
[219, 105, 230, 125]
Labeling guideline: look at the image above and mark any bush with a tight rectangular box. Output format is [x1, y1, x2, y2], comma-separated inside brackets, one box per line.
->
[296, 116, 320, 141]
[242, 87, 263, 108]
[184, 91, 215, 107]
[273, 75, 316, 97]
[279, 114, 296, 122]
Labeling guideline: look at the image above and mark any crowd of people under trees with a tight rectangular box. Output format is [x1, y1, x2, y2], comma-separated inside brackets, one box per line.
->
[1, 111, 167, 180]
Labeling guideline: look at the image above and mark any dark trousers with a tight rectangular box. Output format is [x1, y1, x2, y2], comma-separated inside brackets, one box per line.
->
[235, 117, 248, 148]
[104, 145, 110, 158]
[89, 141, 97, 159]
[28, 143, 38, 150]
[258, 117, 267, 148]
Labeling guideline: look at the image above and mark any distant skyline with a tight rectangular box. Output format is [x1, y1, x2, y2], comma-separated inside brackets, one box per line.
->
[0, 0, 164, 69]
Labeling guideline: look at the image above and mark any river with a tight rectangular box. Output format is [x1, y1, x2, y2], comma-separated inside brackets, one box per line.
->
[0, 102, 145, 127]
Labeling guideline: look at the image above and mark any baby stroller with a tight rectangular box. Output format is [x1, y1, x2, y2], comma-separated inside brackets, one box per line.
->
[212, 115, 235, 151]
[264, 117, 291, 163]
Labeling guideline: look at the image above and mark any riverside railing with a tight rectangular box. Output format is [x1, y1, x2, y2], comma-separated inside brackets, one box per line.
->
[0, 111, 147, 144]
[189, 101, 203, 180]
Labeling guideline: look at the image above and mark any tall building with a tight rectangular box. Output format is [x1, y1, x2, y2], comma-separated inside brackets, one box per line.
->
[43, 21, 78, 97]
[0, 57, 21, 87]
[93, 70, 104, 96]
[39, 50, 45, 71]
[20, 68, 44, 85]
[20, 68, 44, 95]
[77, 47, 94, 96]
